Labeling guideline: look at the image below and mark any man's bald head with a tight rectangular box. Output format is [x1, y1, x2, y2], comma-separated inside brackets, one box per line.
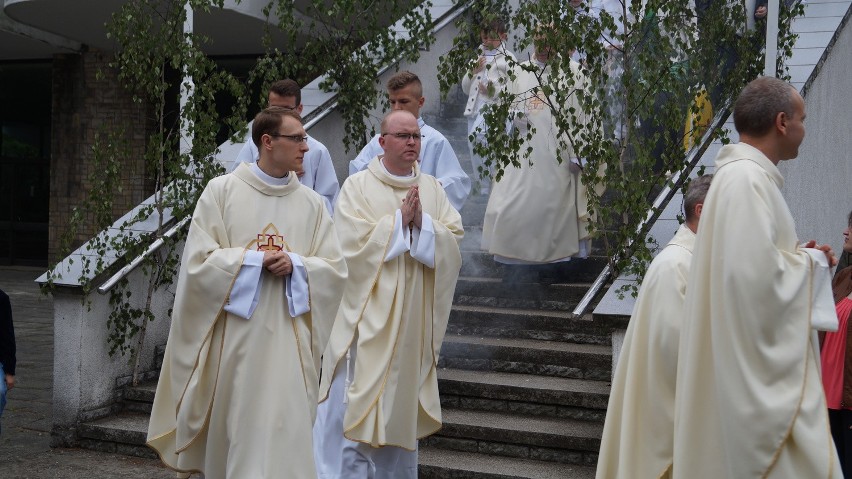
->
[380, 110, 418, 134]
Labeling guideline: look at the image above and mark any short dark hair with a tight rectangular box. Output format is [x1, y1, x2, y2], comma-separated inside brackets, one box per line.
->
[269, 79, 301, 106]
[684, 174, 713, 222]
[252, 107, 302, 148]
[480, 16, 507, 36]
[733, 76, 795, 137]
[387, 71, 422, 97]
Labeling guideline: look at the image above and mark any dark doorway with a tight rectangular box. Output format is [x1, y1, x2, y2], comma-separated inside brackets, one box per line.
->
[0, 62, 52, 267]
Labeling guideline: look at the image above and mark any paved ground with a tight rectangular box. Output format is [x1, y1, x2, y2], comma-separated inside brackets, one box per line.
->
[0, 266, 175, 479]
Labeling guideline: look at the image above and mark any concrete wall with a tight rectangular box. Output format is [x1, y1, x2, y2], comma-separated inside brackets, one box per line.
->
[779, 15, 852, 256]
[51, 256, 174, 445]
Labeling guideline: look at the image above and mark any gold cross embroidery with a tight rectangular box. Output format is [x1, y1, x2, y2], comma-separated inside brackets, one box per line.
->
[250, 223, 291, 252]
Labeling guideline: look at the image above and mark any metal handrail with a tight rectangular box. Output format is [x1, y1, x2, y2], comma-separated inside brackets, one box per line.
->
[572, 104, 731, 317]
[97, 216, 189, 294]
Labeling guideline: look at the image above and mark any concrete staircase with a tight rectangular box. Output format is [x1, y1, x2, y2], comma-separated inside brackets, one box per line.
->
[74, 89, 613, 478]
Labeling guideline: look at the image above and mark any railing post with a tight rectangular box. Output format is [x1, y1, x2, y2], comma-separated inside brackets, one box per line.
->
[764, 0, 781, 76]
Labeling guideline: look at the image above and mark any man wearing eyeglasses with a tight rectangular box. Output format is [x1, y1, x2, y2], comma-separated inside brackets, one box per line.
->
[315, 110, 463, 479]
[348, 70, 471, 211]
[148, 107, 347, 478]
[232, 79, 339, 214]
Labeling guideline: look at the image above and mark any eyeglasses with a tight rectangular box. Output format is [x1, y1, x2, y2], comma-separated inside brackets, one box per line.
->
[269, 133, 308, 143]
[381, 132, 423, 141]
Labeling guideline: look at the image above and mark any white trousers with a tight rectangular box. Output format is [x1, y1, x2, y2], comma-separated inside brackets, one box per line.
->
[313, 346, 418, 479]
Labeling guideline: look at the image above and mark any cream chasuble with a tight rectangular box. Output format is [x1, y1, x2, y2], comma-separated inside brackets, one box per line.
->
[672, 143, 840, 478]
[481, 59, 602, 263]
[319, 157, 463, 450]
[596, 224, 694, 479]
[147, 163, 346, 478]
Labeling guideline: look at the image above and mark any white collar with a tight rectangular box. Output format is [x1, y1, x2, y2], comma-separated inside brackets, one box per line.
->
[379, 157, 415, 178]
[250, 162, 291, 186]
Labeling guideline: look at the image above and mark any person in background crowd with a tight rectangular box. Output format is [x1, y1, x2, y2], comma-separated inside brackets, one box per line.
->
[232, 79, 339, 214]
[0, 288, 16, 435]
[820, 210, 852, 476]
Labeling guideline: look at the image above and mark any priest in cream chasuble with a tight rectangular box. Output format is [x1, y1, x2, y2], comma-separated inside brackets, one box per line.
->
[673, 79, 840, 478]
[596, 175, 712, 479]
[314, 110, 462, 479]
[481, 43, 602, 264]
[147, 108, 346, 479]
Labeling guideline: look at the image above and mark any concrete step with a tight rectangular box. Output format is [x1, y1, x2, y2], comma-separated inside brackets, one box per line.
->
[419, 446, 596, 479]
[425, 407, 601, 466]
[460, 201, 487, 227]
[439, 335, 611, 381]
[123, 381, 157, 413]
[453, 276, 588, 311]
[78, 409, 601, 476]
[461, 250, 502, 278]
[78, 410, 602, 477]
[460, 226, 484, 252]
[427, 117, 468, 138]
[459, 252, 608, 282]
[448, 305, 611, 344]
[77, 412, 154, 459]
[438, 368, 609, 422]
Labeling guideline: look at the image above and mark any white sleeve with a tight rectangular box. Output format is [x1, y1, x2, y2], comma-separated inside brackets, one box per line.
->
[231, 139, 259, 172]
[348, 136, 381, 176]
[285, 253, 310, 317]
[322, 197, 334, 216]
[410, 212, 436, 268]
[442, 178, 471, 212]
[313, 147, 341, 215]
[804, 248, 838, 331]
[224, 250, 264, 319]
[430, 140, 470, 211]
[384, 209, 411, 261]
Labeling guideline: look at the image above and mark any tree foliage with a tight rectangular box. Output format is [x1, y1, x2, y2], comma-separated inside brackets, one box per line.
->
[242, 0, 434, 150]
[438, 0, 800, 296]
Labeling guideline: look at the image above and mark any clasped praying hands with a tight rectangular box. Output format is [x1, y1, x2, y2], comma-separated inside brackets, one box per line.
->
[401, 185, 423, 230]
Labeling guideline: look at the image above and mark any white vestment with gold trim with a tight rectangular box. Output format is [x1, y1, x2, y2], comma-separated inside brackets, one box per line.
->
[596, 224, 694, 479]
[481, 59, 602, 263]
[673, 143, 840, 478]
[314, 157, 462, 477]
[147, 163, 346, 479]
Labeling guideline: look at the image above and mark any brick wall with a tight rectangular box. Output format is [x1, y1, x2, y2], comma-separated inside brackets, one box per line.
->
[49, 49, 150, 263]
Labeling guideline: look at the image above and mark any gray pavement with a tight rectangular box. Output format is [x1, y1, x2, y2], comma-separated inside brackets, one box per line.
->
[0, 267, 174, 479]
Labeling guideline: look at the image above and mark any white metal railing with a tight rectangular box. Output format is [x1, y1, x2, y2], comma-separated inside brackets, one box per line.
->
[572, 104, 732, 317]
